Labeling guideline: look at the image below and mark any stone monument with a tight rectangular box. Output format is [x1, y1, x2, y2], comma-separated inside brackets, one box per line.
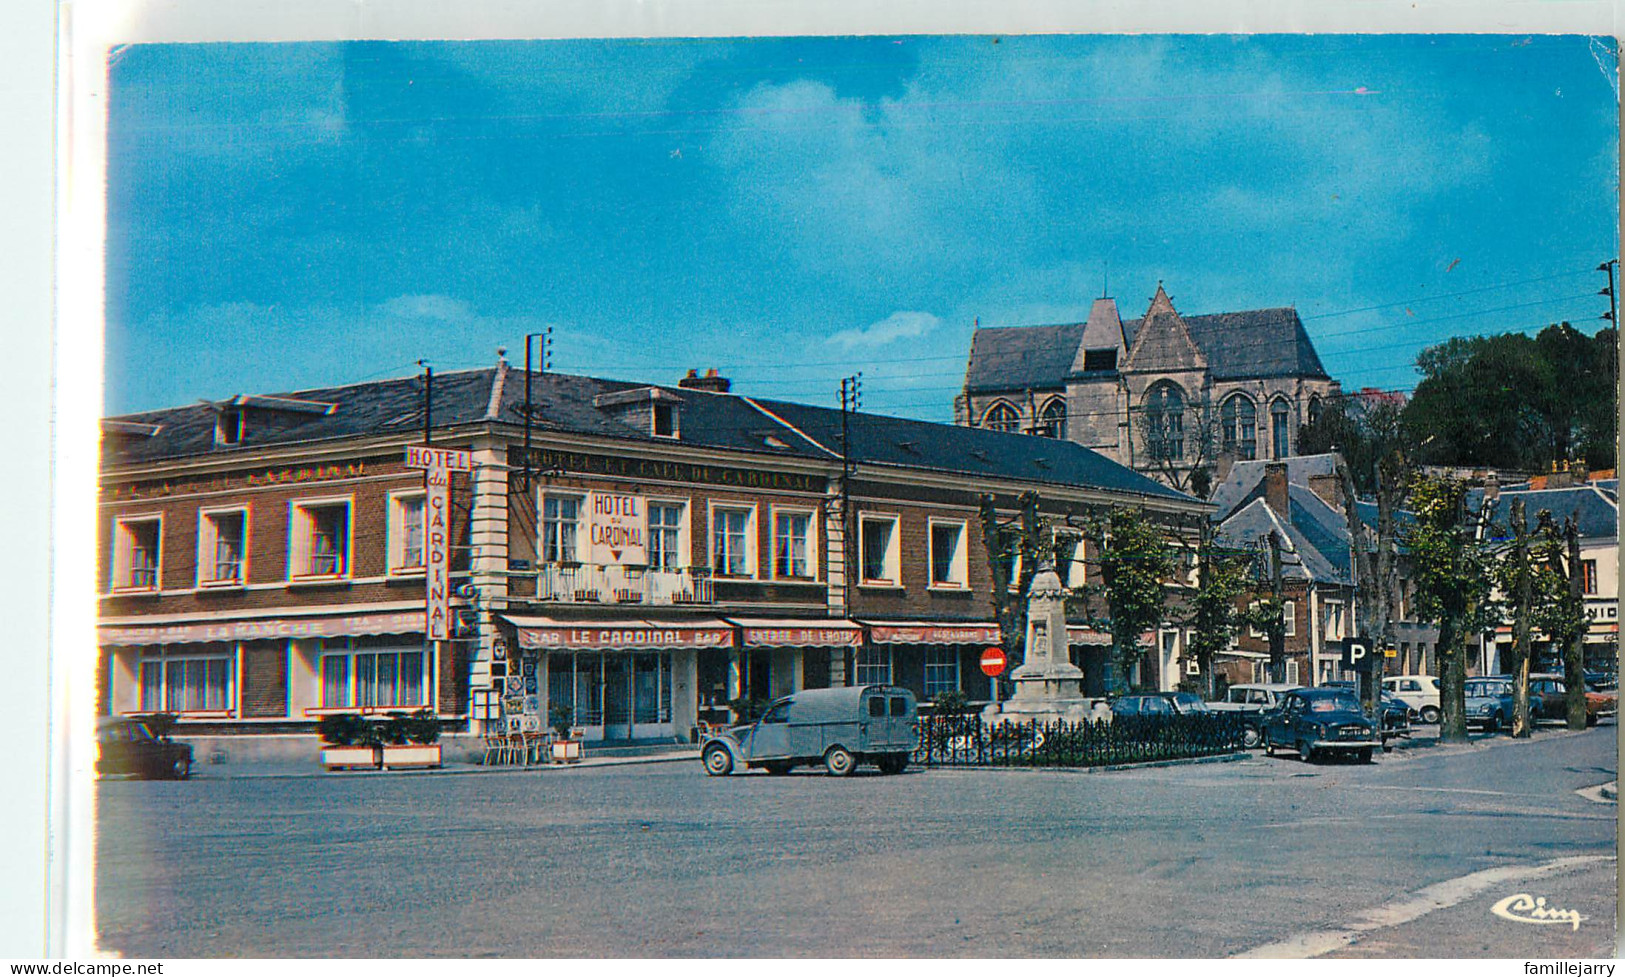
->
[982, 559, 1103, 724]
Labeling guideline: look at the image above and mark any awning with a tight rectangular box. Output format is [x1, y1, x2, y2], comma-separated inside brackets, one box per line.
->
[1218, 650, 1271, 661]
[727, 618, 862, 648]
[507, 615, 734, 651]
[99, 610, 425, 647]
[864, 621, 1002, 645]
[1067, 626, 1113, 645]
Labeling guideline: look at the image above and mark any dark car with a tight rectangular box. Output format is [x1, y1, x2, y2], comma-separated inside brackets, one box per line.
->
[1322, 681, 1411, 746]
[1463, 677, 1516, 731]
[1262, 688, 1380, 763]
[1584, 670, 1618, 693]
[1110, 695, 1178, 719]
[1156, 691, 1212, 715]
[1529, 673, 1616, 725]
[97, 717, 193, 780]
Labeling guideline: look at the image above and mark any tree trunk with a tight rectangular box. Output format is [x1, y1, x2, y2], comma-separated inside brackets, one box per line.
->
[1510, 499, 1533, 738]
[1437, 617, 1470, 742]
[1268, 530, 1286, 684]
[1565, 516, 1588, 731]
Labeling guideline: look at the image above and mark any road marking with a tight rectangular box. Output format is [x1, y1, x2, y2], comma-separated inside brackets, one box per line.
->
[1576, 782, 1617, 804]
[1363, 785, 1539, 797]
[1233, 854, 1614, 959]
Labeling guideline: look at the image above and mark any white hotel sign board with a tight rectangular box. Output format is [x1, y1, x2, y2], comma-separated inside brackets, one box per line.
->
[404, 446, 474, 640]
[587, 491, 648, 566]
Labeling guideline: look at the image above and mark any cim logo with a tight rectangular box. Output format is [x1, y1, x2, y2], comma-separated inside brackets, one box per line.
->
[1492, 893, 1585, 930]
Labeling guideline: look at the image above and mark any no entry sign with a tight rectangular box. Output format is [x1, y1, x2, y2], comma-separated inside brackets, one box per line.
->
[980, 647, 1007, 677]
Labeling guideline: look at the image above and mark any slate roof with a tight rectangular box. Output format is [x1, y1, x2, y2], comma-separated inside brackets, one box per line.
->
[1469, 485, 1619, 542]
[1214, 498, 1348, 585]
[964, 304, 1330, 394]
[103, 365, 1199, 505]
[1208, 453, 1342, 521]
[964, 322, 1082, 393]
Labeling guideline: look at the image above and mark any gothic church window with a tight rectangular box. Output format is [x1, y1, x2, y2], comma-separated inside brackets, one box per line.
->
[983, 401, 1020, 433]
[1220, 394, 1257, 460]
[1143, 382, 1185, 461]
[1036, 398, 1066, 439]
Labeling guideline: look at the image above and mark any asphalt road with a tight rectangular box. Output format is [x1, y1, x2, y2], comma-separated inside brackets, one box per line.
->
[95, 727, 1617, 958]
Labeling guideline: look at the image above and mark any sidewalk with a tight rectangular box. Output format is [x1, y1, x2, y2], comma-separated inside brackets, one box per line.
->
[189, 746, 701, 780]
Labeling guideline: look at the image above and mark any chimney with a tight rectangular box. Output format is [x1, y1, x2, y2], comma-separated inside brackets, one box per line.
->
[1307, 473, 1343, 509]
[1263, 462, 1290, 517]
[679, 367, 731, 394]
[1573, 460, 1590, 483]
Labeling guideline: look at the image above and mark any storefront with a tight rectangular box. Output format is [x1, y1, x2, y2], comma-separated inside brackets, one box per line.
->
[97, 609, 430, 726]
[859, 621, 1002, 703]
[728, 618, 863, 700]
[506, 615, 730, 742]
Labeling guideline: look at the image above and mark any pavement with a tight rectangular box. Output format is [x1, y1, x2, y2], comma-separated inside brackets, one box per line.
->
[93, 722, 1616, 957]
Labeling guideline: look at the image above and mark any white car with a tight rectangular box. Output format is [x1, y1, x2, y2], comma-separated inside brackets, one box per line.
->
[1383, 675, 1441, 724]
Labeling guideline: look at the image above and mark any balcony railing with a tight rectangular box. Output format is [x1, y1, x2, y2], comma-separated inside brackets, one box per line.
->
[534, 564, 714, 605]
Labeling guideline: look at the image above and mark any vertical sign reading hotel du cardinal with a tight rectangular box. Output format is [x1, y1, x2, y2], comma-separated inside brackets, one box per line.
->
[404, 446, 474, 640]
[588, 491, 648, 565]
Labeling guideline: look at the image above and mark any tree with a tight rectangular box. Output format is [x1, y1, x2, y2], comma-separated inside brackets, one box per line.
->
[1495, 498, 1538, 737]
[1532, 511, 1592, 730]
[979, 491, 1044, 675]
[1181, 524, 1252, 698]
[1405, 476, 1499, 743]
[1136, 390, 1220, 499]
[1087, 507, 1175, 689]
[1405, 325, 1618, 472]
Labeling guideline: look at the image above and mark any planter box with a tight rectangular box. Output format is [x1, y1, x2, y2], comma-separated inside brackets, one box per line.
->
[321, 745, 381, 771]
[551, 739, 583, 764]
[382, 743, 442, 770]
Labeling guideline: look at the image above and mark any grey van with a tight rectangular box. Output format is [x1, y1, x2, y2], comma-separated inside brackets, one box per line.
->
[701, 685, 918, 777]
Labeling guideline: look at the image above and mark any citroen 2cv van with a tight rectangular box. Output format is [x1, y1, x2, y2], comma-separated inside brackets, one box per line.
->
[701, 685, 917, 777]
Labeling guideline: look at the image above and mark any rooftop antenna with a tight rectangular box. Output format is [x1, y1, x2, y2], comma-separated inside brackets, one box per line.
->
[1102, 260, 1109, 299]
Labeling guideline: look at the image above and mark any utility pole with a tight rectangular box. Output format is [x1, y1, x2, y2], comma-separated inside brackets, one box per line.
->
[1599, 259, 1618, 325]
[838, 374, 861, 687]
[521, 328, 552, 494]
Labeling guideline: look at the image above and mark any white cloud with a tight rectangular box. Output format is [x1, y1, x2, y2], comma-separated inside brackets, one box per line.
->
[827, 310, 941, 350]
[375, 294, 476, 322]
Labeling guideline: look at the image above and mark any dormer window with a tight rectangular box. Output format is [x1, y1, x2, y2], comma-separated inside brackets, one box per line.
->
[216, 407, 244, 445]
[653, 402, 677, 438]
[1082, 348, 1117, 372]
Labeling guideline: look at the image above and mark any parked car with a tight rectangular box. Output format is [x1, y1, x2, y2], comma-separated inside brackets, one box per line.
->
[1262, 687, 1380, 763]
[1156, 691, 1212, 715]
[701, 685, 917, 777]
[1583, 670, 1618, 693]
[1321, 680, 1412, 745]
[1382, 674, 1441, 724]
[1209, 683, 1300, 748]
[96, 717, 193, 780]
[1111, 694, 1178, 719]
[1528, 673, 1617, 725]
[1462, 676, 1516, 731]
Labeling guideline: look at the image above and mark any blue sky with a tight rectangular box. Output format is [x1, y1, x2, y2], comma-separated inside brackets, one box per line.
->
[105, 34, 1618, 421]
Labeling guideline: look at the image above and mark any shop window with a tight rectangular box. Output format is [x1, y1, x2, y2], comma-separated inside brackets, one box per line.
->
[859, 514, 901, 585]
[198, 509, 247, 585]
[929, 521, 967, 588]
[856, 647, 893, 686]
[648, 502, 685, 570]
[319, 638, 425, 709]
[113, 516, 162, 591]
[924, 649, 960, 699]
[773, 510, 813, 579]
[711, 506, 755, 577]
[541, 495, 581, 564]
[290, 499, 350, 578]
[389, 493, 426, 572]
[138, 646, 232, 713]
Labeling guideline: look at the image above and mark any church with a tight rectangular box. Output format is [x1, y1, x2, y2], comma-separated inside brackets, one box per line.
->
[956, 284, 1342, 495]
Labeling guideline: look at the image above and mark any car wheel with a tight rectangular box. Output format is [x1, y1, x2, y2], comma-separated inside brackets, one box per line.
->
[166, 755, 191, 781]
[1264, 735, 1276, 757]
[1492, 711, 1505, 733]
[764, 761, 791, 775]
[703, 744, 734, 777]
[1420, 705, 1440, 725]
[1299, 739, 1315, 763]
[824, 745, 856, 777]
[1242, 726, 1261, 749]
[1358, 748, 1373, 764]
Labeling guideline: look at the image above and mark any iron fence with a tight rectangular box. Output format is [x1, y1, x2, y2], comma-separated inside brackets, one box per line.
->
[911, 712, 1247, 768]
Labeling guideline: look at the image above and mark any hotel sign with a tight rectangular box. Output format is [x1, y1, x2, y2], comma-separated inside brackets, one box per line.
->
[587, 492, 647, 565]
[405, 446, 475, 640]
[515, 447, 825, 494]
